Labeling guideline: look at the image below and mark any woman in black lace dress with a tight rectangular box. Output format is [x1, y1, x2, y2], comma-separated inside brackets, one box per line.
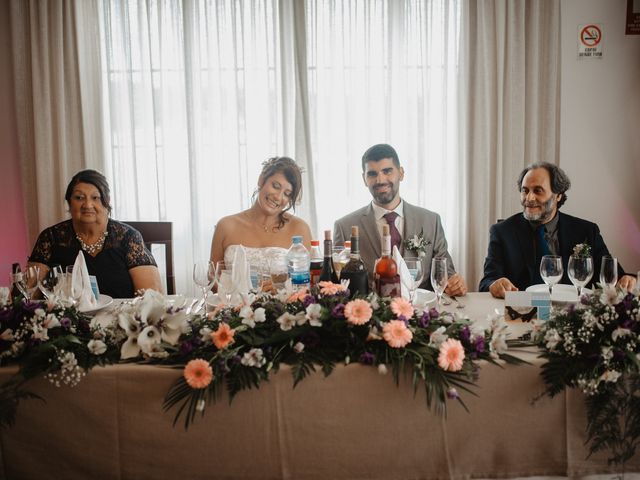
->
[29, 170, 163, 298]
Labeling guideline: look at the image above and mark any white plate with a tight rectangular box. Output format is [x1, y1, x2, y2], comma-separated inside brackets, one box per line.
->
[79, 294, 113, 313]
[525, 284, 591, 295]
[414, 289, 437, 306]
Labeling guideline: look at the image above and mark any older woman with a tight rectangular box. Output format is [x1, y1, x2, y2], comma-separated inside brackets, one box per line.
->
[29, 169, 163, 298]
[210, 157, 312, 269]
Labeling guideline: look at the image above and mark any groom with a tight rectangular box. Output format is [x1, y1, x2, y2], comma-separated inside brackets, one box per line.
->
[333, 144, 467, 295]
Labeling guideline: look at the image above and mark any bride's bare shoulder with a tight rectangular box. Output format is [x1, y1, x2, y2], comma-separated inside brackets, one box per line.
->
[217, 211, 251, 230]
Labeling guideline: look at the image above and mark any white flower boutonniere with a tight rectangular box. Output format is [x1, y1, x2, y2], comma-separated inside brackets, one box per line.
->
[404, 230, 431, 258]
[572, 243, 592, 258]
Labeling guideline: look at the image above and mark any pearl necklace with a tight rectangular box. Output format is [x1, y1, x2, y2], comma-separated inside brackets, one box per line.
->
[76, 230, 108, 255]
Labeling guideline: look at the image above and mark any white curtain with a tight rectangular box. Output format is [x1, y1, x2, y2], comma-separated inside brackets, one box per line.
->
[98, 0, 462, 294]
[10, 0, 104, 243]
[459, 0, 561, 287]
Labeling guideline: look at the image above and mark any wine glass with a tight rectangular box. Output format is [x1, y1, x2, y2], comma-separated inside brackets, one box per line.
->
[62, 266, 82, 306]
[599, 255, 618, 289]
[193, 261, 216, 311]
[567, 255, 593, 299]
[215, 261, 237, 305]
[540, 255, 563, 296]
[404, 257, 425, 304]
[22, 265, 40, 300]
[430, 257, 448, 310]
[39, 265, 64, 300]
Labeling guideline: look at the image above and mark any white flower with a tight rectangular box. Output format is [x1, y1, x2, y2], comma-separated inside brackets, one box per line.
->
[429, 326, 448, 347]
[34, 308, 46, 319]
[196, 399, 206, 412]
[200, 327, 212, 343]
[305, 303, 323, 326]
[0, 287, 10, 306]
[240, 306, 266, 328]
[367, 294, 380, 310]
[120, 337, 140, 359]
[0, 329, 14, 341]
[601, 346, 614, 363]
[276, 312, 298, 331]
[90, 312, 116, 331]
[490, 332, 508, 358]
[294, 311, 307, 326]
[600, 286, 624, 306]
[611, 327, 631, 342]
[293, 342, 305, 353]
[600, 370, 621, 383]
[60, 351, 78, 370]
[544, 329, 562, 350]
[87, 339, 107, 355]
[43, 313, 61, 330]
[377, 363, 388, 375]
[137, 325, 162, 356]
[241, 348, 266, 367]
[31, 324, 49, 342]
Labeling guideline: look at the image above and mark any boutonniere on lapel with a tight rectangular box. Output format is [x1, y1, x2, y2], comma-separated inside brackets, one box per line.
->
[572, 243, 592, 258]
[404, 229, 431, 258]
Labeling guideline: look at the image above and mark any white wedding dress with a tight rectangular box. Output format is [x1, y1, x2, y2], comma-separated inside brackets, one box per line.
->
[223, 244, 288, 270]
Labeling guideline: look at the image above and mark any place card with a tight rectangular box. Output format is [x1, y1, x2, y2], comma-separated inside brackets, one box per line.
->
[505, 291, 552, 321]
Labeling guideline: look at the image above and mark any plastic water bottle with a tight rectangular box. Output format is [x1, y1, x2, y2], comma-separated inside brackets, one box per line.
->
[286, 236, 310, 290]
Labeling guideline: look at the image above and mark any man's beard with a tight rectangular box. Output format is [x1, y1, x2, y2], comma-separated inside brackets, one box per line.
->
[370, 182, 398, 206]
[522, 196, 556, 223]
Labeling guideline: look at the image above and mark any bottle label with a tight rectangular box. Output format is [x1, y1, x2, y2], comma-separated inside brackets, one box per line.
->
[290, 270, 311, 286]
[376, 275, 401, 298]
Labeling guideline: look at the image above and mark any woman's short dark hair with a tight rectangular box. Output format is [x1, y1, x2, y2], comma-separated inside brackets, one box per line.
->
[517, 162, 571, 208]
[256, 157, 303, 229]
[65, 169, 112, 213]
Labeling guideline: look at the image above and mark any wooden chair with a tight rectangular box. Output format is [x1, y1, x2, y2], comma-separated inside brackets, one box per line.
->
[125, 221, 175, 294]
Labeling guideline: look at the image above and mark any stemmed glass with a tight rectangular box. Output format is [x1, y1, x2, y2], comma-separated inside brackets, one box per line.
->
[215, 261, 237, 305]
[430, 257, 448, 310]
[22, 265, 40, 300]
[193, 261, 217, 311]
[540, 255, 563, 297]
[599, 255, 618, 289]
[404, 257, 425, 304]
[39, 265, 64, 300]
[567, 255, 593, 299]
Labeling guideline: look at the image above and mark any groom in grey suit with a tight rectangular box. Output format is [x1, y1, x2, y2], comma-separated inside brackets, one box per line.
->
[333, 144, 467, 295]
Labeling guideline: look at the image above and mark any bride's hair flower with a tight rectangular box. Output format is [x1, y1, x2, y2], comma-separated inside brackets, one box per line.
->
[184, 359, 213, 389]
[382, 320, 413, 348]
[211, 323, 235, 350]
[344, 299, 373, 325]
[437, 338, 465, 371]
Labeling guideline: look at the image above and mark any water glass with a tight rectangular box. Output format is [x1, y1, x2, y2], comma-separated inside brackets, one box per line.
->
[599, 255, 618, 289]
[404, 257, 425, 304]
[268, 257, 288, 292]
[567, 255, 593, 298]
[540, 255, 563, 296]
[430, 257, 448, 310]
[193, 261, 216, 310]
[39, 265, 64, 300]
[216, 261, 237, 304]
[22, 265, 40, 300]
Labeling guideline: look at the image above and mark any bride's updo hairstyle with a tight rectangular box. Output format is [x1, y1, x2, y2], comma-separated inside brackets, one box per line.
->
[255, 156, 303, 229]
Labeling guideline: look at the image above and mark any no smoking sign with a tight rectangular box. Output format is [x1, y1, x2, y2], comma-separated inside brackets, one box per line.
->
[578, 23, 603, 59]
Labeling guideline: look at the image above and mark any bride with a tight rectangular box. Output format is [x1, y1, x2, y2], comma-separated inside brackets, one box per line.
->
[209, 157, 312, 271]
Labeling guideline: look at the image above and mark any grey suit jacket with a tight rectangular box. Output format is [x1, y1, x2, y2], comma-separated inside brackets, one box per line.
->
[333, 201, 455, 289]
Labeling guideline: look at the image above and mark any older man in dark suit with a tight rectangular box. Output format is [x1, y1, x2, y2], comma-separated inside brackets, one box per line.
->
[479, 162, 636, 298]
[333, 144, 467, 295]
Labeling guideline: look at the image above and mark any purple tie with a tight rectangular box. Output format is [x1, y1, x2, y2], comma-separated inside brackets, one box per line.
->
[384, 212, 402, 253]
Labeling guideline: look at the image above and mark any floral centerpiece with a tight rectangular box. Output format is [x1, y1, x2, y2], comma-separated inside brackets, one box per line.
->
[533, 287, 640, 468]
[0, 284, 524, 430]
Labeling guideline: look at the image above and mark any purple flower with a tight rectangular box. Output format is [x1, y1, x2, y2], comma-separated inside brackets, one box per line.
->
[179, 341, 194, 355]
[418, 310, 431, 328]
[332, 303, 345, 319]
[473, 336, 485, 354]
[446, 388, 459, 400]
[302, 295, 316, 308]
[21, 301, 40, 314]
[459, 326, 471, 343]
[60, 317, 72, 329]
[359, 352, 375, 365]
[428, 307, 439, 319]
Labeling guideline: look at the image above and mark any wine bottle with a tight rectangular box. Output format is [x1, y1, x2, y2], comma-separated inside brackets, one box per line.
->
[375, 224, 401, 298]
[319, 230, 339, 283]
[340, 226, 369, 297]
[309, 240, 323, 287]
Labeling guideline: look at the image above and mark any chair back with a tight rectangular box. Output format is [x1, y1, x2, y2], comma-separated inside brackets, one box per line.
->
[125, 221, 175, 294]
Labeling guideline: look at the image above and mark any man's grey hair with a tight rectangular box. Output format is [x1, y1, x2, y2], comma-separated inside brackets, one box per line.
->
[517, 162, 571, 208]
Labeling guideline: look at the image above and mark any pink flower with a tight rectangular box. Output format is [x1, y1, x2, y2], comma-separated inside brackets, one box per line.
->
[344, 299, 373, 325]
[211, 323, 235, 350]
[183, 359, 214, 389]
[390, 297, 414, 319]
[319, 281, 347, 296]
[287, 288, 309, 303]
[382, 320, 413, 348]
[437, 338, 465, 372]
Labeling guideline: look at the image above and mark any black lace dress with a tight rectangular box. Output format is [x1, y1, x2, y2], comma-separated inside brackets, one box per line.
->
[29, 219, 157, 298]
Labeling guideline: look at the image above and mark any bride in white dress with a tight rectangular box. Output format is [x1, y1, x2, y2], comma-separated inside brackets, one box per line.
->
[209, 157, 313, 274]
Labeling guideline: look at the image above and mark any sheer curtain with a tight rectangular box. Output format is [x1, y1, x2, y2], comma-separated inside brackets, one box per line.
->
[98, 0, 462, 293]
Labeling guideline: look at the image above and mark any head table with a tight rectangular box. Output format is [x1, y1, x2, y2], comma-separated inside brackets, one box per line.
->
[0, 293, 638, 480]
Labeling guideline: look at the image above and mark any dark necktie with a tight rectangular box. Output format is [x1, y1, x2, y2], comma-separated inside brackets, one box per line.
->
[383, 212, 402, 253]
[533, 225, 550, 284]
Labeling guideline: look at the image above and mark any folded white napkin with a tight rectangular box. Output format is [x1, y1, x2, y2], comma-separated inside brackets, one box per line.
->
[392, 246, 411, 300]
[71, 252, 97, 310]
[231, 246, 253, 296]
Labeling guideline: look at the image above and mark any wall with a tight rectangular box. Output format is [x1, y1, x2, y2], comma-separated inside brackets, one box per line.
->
[0, 0, 29, 284]
[560, 0, 640, 275]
